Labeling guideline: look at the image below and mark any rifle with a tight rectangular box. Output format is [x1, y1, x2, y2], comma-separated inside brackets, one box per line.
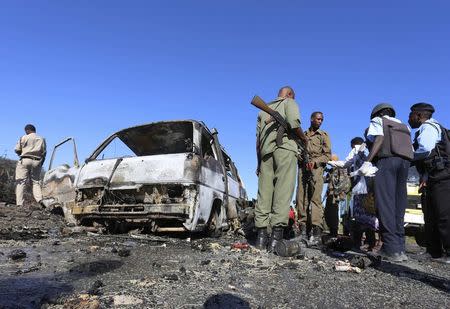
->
[252, 95, 316, 242]
[251, 95, 310, 168]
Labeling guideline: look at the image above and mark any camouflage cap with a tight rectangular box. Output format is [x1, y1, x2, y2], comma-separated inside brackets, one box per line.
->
[410, 102, 435, 114]
[371, 103, 395, 119]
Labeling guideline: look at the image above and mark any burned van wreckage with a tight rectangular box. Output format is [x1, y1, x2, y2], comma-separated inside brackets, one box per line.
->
[42, 120, 248, 235]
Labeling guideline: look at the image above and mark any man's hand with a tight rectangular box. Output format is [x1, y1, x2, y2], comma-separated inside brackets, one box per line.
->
[350, 161, 378, 177]
[328, 160, 345, 168]
[419, 181, 427, 193]
[306, 162, 315, 171]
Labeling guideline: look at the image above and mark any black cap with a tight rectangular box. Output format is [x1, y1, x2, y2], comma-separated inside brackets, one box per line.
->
[410, 102, 435, 114]
[371, 103, 395, 119]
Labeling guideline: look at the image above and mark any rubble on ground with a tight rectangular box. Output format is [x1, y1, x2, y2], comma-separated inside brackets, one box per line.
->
[0, 203, 449, 308]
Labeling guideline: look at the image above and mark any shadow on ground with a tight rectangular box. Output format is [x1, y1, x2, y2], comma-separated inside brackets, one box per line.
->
[204, 293, 251, 309]
[0, 259, 123, 309]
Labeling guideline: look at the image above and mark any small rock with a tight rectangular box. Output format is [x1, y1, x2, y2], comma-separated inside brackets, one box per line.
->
[118, 248, 130, 257]
[282, 262, 298, 270]
[162, 273, 179, 281]
[111, 247, 118, 253]
[88, 280, 104, 295]
[62, 294, 100, 309]
[200, 260, 211, 266]
[179, 266, 187, 273]
[152, 262, 161, 268]
[89, 246, 100, 253]
[113, 295, 143, 306]
[8, 249, 26, 260]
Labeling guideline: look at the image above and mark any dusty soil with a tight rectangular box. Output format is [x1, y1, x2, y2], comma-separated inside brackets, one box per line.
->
[0, 204, 449, 309]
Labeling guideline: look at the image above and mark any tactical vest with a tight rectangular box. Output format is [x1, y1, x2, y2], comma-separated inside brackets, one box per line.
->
[377, 117, 414, 161]
[420, 122, 450, 182]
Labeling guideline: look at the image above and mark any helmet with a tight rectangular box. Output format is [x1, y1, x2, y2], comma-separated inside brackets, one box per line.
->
[371, 103, 395, 119]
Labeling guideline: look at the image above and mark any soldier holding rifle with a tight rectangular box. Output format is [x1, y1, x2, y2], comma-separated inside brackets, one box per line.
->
[252, 86, 307, 252]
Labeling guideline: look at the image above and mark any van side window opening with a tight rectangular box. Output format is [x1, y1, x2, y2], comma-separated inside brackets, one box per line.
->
[201, 131, 216, 160]
[222, 151, 237, 180]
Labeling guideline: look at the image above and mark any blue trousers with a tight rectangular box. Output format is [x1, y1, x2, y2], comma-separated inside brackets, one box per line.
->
[374, 157, 410, 254]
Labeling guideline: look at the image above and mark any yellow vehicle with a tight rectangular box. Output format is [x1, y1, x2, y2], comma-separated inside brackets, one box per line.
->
[405, 168, 426, 246]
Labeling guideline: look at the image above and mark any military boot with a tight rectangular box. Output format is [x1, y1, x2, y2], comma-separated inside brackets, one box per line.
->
[309, 226, 323, 246]
[268, 227, 284, 253]
[255, 228, 268, 250]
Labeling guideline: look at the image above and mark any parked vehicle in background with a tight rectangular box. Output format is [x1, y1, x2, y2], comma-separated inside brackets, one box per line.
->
[404, 167, 425, 246]
[41, 120, 247, 235]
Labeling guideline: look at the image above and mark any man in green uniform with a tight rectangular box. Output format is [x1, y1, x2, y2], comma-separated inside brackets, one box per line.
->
[296, 112, 331, 244]
[255, 86, 307, 251]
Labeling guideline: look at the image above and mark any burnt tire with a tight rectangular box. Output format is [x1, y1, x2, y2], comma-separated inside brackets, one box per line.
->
[207, 204, 222, 238]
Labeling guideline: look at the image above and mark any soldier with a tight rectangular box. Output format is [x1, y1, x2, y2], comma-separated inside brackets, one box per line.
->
[409, 103, 450, 263]
[358, 103, 412, 262]
[296, 111, 331, 243]
[255, 86, 307, 251]
[14, 124, 46, 206]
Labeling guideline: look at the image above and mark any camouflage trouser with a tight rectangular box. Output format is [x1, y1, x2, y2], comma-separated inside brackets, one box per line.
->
[296, 167, 324, 228]
[255, 148, 297, 228]
[15, 158, 42, 206]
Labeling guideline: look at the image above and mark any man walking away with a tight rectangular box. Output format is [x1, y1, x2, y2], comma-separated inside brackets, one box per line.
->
[296, 112, 331, 244]
[15, 124, 46, 206]
[255, 86, 307, 252]
[357, 103, 412, 262]
[409, 103, 450, 263]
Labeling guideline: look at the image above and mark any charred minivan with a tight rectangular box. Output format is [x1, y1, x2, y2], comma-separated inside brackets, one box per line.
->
[42, 120, 247, 235]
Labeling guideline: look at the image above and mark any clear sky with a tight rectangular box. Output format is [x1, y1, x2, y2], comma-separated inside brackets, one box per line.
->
[1, 1, 449, 198]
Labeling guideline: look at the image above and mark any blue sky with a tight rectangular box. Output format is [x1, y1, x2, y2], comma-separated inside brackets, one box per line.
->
[1, 1, 449, 198]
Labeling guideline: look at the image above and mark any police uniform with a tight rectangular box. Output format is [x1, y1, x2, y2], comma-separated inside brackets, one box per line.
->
[367, 104, 411, 257]
[411, 103, 450, 259]
[296, 128, 331, 233]
[15, 132, 46, 206]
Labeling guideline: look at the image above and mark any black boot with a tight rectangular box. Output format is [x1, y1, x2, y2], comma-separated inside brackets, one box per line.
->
[255, 228, 268, 250]
[268, 227, 284, 253]
[309, 226, 323, 245]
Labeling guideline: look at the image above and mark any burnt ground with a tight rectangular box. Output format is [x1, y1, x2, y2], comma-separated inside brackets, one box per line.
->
[0, 204, 449, 309]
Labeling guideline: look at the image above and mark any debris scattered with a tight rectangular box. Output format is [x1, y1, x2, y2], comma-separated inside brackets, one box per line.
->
[162, 273, 179, 281]
[87, 280, 104, 295]
[334, 260, 362, 273]
[230, 241, 249, 250]
[118, 248, 131, 257]
[62, 294, 100, 309]
[113, 295, 143, 306]
[8, 249, 27, 260]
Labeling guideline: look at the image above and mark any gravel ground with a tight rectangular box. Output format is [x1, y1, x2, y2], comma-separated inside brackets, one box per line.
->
[0, 204, 449, 309]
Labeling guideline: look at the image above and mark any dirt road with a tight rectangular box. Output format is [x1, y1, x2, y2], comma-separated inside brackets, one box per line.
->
[0, 204, 449, 309]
